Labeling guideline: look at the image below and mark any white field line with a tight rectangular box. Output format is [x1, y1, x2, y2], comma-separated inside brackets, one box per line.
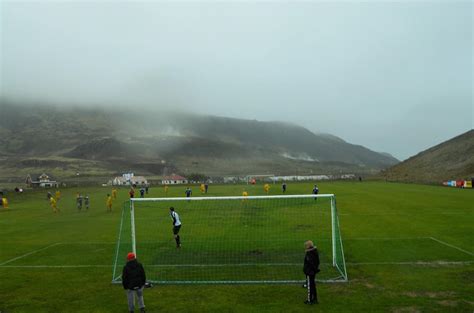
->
[0, 243, 62, 266]
[429, 237, 474, 256]
[1, 261, 473, 269]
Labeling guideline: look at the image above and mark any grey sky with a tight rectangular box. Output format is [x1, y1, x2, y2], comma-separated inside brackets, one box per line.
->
[1, 1, 472, 160]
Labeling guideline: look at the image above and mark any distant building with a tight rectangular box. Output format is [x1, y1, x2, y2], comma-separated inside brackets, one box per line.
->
[26, 173, 59, 188]
[112, 173, 148, 186]
[161, 175, 188, 185]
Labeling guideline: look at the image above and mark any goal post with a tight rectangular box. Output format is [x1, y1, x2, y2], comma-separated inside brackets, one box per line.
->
[112, 194, 348, 284]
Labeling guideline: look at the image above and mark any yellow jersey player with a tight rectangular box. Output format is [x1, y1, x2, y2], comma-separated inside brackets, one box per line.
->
[55, 190, 61, 201]
[264, 183, 270, 194]
[106, 194, 113, 212]
[200, 184, 205, 194]
[164, 185, 169, 195]
[2, 197, 9, 209]
[242, 190, 249, 202]
[50, 196, 58, 213]
[112, 188, 117, 200]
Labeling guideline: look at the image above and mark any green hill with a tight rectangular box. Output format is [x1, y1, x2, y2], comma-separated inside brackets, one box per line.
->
[381, 130, 474, 183]
[0, 100, 398, 183]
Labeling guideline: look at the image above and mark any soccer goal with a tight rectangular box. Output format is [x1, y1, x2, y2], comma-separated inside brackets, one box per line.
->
[112, 194, 347, 284]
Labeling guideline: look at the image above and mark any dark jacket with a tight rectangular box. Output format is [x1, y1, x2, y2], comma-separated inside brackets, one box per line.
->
[303, 248, 320, 276]
[122, 259, 146, 290]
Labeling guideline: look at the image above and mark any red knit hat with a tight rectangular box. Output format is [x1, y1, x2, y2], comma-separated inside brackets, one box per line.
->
[127, 252, 135, 260]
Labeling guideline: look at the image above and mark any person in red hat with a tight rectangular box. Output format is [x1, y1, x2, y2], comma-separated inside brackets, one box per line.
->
[122, 252, 146, 313]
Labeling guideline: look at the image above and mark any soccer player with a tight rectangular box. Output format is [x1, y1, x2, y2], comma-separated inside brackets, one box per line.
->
[76, 193, 83, 211]
[204, 183, 209, 194]
[140, 188, 145, 198]
[185, 187, 192, 198]
[122, 252, 147, 313]
[164, 185, 169, 195]
[145, 185, 149, 194]
[112, 188, 118, 200]
[303, 240, 320, 305]
[129, 188, 135, 199]
[242, 189, 249, 203]
[282, 182, 287, 193]
[312, 185, 319, 201]
[55, 190, 61, 201]
[169, 207, 182, 248]
[84, 195, 90, 210]
[50, 196, 58, 213]
[264, 183, 270, 194]
[200, 184, 205, 194]
[2, 196, 9, 209]
[106, 194, 113, 212]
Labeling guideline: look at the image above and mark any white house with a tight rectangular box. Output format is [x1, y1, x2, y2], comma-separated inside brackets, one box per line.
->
[112, 173, 148, 186]
[26, 173, 59, 188]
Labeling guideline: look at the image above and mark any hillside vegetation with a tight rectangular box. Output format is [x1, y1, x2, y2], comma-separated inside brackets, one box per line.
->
[0, 101, 398, 183]
[382, 130, 474, 183]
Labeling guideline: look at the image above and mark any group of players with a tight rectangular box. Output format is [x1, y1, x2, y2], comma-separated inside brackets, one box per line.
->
[43, 188, 119, 213]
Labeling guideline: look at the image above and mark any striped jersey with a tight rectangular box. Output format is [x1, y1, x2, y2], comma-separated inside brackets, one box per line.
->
[170, 211, 181, 226]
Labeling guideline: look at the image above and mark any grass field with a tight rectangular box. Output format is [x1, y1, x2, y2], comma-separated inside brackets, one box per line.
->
[0, 182, 473, 312]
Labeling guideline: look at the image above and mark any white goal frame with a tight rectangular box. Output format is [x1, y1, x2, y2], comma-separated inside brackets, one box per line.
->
[114, 194, 348, 284]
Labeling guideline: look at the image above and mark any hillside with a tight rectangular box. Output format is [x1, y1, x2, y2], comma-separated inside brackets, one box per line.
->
[0, 101, 398, 183]
[381, 130, 474, 183]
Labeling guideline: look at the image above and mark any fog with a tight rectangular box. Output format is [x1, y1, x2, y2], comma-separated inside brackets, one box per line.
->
[1, 1, 472, 160]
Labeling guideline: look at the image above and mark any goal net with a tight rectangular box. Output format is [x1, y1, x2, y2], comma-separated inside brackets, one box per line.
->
[112, 194, 347, 284]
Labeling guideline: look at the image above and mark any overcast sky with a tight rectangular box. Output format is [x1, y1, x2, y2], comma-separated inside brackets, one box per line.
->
[1, 0, 472, 160]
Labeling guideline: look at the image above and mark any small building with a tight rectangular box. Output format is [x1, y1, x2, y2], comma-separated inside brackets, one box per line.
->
[161, 175, 188, 185]
[112, 173, 148, 186]
[26, 173, 59, 188]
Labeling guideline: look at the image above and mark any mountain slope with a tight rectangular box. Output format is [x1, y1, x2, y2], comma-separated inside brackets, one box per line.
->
[0, 101, 398, 181]
[381, 130, 474, 183]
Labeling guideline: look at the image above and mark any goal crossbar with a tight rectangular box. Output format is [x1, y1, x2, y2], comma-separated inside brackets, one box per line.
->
[130, 194, 335, 202]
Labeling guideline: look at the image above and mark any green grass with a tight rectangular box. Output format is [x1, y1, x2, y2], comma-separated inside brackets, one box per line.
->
[0, 182, 473, 312]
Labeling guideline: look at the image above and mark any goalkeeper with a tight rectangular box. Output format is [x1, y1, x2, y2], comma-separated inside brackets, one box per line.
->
[170, 207, 182, 248]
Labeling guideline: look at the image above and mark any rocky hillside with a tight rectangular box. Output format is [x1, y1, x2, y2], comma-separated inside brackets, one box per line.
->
[381, 130, 474, 183]
[0, 101, 399, 183]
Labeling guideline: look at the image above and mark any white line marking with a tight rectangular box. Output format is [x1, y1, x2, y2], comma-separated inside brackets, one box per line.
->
[429, 237, 474, 256]
[0, 243, 62, 266]
[1, 261, 472, 269]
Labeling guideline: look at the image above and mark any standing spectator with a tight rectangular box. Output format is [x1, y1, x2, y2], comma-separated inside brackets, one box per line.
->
[122, 252, 146, 313]
[303, 240, 320, 305]
[282, 182, 287, 193]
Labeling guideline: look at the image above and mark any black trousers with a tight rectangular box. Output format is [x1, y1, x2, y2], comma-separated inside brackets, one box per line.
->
[306, 275, 317, 302]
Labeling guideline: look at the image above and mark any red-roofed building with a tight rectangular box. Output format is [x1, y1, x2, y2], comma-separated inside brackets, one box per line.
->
[162, 175, 188, 185]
